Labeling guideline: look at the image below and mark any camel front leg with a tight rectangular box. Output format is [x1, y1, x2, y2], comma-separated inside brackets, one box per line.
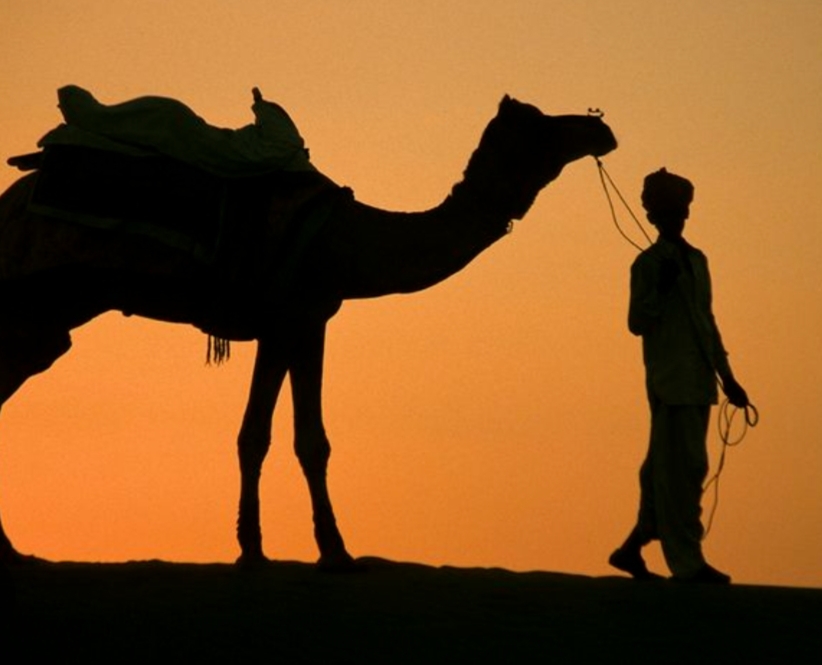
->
[0, 324, 73, 564]
[289, 320, 355, 571]
[236, 338, 288, 566]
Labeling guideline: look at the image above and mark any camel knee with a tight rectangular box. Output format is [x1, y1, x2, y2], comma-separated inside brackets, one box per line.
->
[237, 430, 271, 477]
[295, 428, 331, 474]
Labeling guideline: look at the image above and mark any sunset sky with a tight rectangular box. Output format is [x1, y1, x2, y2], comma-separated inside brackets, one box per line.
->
[1, 1, 821, 588]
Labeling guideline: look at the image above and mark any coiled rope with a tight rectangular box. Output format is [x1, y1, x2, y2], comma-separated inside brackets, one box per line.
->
[702, 399, 759, 538]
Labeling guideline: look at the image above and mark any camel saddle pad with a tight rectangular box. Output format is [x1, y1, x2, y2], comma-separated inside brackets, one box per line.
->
[29, 145, 227, 263]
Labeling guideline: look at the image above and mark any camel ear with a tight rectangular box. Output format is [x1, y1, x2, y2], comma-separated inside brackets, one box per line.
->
[499, 95, 520, 113]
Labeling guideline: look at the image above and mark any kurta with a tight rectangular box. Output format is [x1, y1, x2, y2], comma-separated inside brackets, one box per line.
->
[629, 237, 731, 405]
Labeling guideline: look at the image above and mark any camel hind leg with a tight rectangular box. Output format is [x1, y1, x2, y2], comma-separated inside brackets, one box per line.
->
[0, 323, 73, 563]
[288, 320, 354, 571]
[235, 338, 289, 566]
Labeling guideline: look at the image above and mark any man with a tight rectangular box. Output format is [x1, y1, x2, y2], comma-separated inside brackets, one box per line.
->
[609, 168, 748, 584]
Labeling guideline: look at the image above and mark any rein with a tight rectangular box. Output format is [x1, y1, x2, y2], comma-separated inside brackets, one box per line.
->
[594, 157, 653, 250]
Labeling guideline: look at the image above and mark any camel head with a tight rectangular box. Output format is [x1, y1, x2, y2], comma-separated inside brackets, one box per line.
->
[459, 96, 618, 220]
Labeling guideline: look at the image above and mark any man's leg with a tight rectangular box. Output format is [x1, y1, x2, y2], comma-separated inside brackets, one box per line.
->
[609, 404, 663, 579]
[653, 403, 715, 578]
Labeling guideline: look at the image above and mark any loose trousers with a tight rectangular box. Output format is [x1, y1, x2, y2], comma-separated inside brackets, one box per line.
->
[636, 396, 711, 577]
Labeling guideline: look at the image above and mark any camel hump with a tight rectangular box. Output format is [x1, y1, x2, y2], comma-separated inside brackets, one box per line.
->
[37, 85, 316, 177]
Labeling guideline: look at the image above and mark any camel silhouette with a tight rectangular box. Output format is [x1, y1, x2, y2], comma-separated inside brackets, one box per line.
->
[0, 96, 616, 569]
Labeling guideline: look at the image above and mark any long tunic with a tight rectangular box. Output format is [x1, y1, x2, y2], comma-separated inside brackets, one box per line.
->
[629, 236, 731, 405]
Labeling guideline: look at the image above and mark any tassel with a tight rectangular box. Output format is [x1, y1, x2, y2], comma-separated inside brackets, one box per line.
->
[206, 335, 231, 365]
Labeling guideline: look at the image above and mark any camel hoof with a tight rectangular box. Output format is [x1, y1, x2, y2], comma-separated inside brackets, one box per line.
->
[0, 548, 46, 567]
[234, 552, 271, 570]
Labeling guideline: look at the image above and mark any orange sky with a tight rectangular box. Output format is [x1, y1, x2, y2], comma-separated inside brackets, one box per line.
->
[1, 1, 821, 588]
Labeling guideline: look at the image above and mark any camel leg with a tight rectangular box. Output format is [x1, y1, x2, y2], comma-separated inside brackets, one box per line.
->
[289, 320, 355, 571]
[235, 338, 289, 566]
[0, 374, 26, 563]
[0, 325, 73, 563]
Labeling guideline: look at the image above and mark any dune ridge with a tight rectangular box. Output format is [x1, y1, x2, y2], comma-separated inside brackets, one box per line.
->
[5, 558, 821, 662]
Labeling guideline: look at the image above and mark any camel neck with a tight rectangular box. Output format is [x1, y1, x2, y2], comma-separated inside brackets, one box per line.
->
[315, 191, 512, 301]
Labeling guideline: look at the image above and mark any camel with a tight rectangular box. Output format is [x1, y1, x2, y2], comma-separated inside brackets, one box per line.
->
[0, 95, 616, 569]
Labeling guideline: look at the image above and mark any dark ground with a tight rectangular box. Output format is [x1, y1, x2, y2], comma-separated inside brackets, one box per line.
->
[3, 558, 821, 663]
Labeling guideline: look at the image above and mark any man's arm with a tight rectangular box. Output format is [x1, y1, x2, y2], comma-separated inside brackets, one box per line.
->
[702, 257, 749, 408]
[709, 320, 748, 407]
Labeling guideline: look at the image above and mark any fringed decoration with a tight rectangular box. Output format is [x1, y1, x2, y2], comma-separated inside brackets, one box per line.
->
[206, 336, 231, 365]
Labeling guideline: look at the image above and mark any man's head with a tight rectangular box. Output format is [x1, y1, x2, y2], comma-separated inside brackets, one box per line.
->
[642, 168, 694, 239]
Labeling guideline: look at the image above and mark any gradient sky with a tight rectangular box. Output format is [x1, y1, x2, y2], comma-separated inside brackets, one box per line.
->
[1, 1, 821, 588]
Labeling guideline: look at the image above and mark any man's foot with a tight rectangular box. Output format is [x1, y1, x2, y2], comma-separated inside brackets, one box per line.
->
[608, 547, 664, 580]
[674, 563, 731, 585]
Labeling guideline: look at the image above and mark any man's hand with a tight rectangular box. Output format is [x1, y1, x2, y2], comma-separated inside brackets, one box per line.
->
[252, 87, 263, 104]
[722, 376, 749, 408]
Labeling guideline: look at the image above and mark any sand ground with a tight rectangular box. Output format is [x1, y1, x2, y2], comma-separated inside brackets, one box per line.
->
[3, 558, 821, 663]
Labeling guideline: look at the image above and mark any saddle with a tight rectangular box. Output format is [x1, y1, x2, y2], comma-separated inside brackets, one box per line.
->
[7, 86, 327, 265]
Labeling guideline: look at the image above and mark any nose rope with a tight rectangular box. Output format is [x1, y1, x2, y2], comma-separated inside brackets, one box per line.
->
[594, 157, 653, 251]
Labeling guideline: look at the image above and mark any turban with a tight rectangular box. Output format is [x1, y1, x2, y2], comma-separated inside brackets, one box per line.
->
[641, 168, 694, 214]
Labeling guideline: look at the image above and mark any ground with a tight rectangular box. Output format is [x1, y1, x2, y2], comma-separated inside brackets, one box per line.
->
[4, 558, 821, 663]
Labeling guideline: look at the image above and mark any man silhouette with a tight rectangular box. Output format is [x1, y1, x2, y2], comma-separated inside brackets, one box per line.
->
[610, 168, 748, 584]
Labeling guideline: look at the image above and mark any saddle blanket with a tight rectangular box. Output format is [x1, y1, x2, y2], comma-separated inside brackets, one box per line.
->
[29, 144, 232, 263]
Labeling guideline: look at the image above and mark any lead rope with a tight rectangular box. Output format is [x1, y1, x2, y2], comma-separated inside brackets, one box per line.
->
[593, 154, 759, 539]
[594, 157, 653, 251]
